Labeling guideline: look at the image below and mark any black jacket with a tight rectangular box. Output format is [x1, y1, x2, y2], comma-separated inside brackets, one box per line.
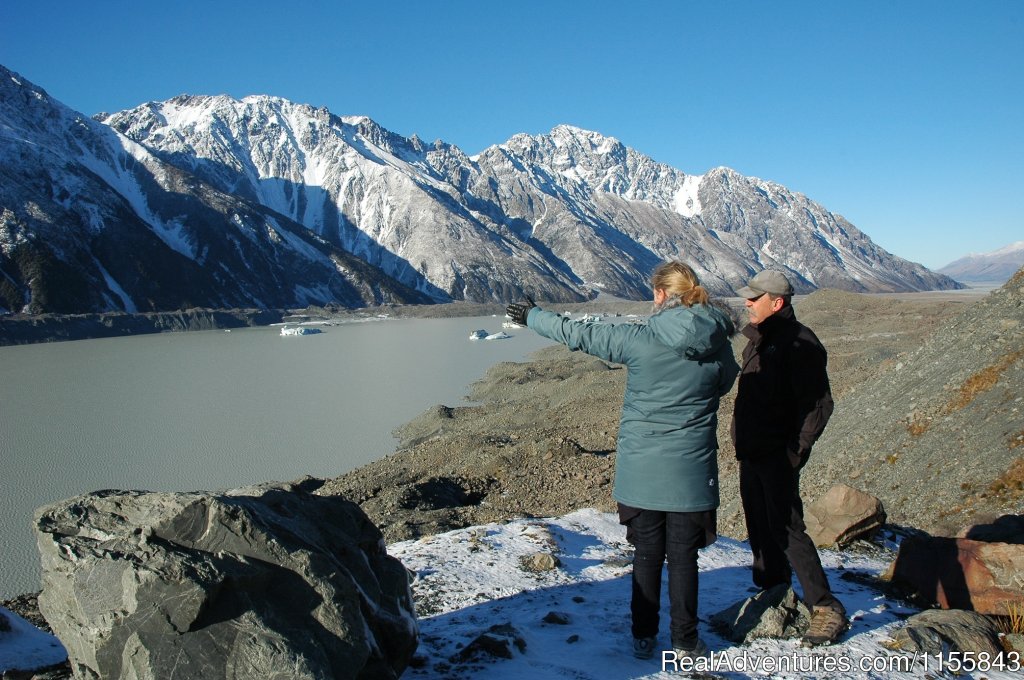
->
[730, 305, 834, 467]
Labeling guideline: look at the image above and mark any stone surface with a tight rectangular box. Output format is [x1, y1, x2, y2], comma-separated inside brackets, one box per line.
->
[709, 585, 811, 644]
[519, 553, 561, 573]
[451, 623, 526, 662]
[1004, 633, 1024, 654]
[34, 479, 417, 680]
[804, 484, 886, 547]
[891, 609, 1003, 657]
[541, 611, 570, 625]
[886, 534, 1024, 614]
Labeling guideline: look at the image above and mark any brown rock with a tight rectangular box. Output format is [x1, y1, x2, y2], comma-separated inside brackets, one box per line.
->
[804, 484, 886, 547]
[519, 552, 561, 573]
[886, 535, 1024, 614]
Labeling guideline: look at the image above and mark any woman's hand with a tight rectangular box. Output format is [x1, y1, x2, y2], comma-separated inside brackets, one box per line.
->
[505, 297, 536, 326]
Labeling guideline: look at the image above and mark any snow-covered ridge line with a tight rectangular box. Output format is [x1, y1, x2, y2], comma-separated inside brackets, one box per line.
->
[1, 63, 961, 318]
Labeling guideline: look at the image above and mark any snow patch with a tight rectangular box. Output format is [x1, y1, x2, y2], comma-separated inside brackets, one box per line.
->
[981, 240, 1024, 257]
[0, 606, 67, 674]
[265, 217, 330, 265]
[672, 174, 703, 218]
[94, 259, 138, 313]
[153, 216, 197, 260]
[389, 509, 970, 680]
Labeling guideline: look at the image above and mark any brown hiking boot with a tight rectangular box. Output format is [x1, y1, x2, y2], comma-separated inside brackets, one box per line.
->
[802, 606, 848, 646]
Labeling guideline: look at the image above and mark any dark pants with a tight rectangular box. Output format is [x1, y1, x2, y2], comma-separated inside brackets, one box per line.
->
[739, 457, 842, 612]
[626, 509, 705, 647]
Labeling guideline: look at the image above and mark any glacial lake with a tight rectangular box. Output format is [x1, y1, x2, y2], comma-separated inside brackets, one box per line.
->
[0, 316, 559, 599]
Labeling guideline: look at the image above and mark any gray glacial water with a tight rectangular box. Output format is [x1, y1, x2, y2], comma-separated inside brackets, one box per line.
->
[0, 316, 556, 599]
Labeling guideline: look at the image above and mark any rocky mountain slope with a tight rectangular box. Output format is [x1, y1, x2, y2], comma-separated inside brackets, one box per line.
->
[0, 66, 430, 315]
[803, 270, 1024, 536]
[939, 241, 1024, 283]
[2, 63, 960, 316]
[105, 95, 959, 303]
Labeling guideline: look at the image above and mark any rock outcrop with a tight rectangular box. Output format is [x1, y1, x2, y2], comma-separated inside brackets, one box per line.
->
[892, 609, 1004, 657]
[804, 484, 886, 547]
[885, 515, 1024, 615]
[34, 479, 417, 680]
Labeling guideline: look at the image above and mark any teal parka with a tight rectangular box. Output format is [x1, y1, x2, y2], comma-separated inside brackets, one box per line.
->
[526, 304, 739, 512]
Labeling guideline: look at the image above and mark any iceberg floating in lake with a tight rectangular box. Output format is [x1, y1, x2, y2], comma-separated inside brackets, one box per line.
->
[281, 326, 322, 336]
[468, 329, 489, 340]
[485, 331, 512, 340]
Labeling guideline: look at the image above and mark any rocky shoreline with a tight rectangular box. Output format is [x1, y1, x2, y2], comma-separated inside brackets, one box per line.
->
[0, 308, 286, 346]
[0, 298, 657, 346]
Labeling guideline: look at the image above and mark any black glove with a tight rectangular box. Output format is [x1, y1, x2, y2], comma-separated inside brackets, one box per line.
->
[505, 297, 536, 326]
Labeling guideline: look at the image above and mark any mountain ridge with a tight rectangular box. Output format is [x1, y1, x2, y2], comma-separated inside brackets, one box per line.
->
[939, 241, 1024, 283]
[0, 66, 432, 315]
[1, 64, 960, 317]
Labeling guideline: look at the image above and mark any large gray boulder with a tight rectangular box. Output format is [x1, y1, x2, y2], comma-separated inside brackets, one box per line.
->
[35, 479, 417, 679]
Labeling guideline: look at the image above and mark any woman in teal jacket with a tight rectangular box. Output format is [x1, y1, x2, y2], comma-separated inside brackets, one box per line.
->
[506, 261, 739, 662]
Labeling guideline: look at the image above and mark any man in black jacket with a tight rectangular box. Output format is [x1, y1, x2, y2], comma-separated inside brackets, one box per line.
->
[730, 270, 847, 646]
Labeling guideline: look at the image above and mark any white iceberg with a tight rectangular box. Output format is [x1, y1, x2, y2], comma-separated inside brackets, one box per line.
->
[468, 329, 489, 340]
[281, 326, 322, 336]
[485, 331, 512, 340]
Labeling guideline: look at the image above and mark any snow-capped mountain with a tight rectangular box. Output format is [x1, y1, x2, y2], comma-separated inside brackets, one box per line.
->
[1, 64, 958, 315]
[0, 66, 430, 315]
[101, 96, 589, 303]
[938, 241, 1024, 283]
[104, 97, 957, 302]
[467, 127, 954, 297]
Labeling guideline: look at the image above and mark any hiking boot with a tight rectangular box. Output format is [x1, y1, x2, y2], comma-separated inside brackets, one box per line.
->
[802, 606, 848, 646]
[673, 637, 710, 661]
[633, 636, 657, 659]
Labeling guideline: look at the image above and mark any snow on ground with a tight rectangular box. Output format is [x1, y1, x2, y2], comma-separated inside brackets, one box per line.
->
[0, 606, 66, 674]
[3, 508, 1019, 678]
[393, 508, 1018, 680]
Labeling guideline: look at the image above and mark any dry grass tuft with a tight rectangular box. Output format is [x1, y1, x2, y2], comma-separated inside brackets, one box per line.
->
[987, 457, 1024, 498]
[906, 416, 931, 437]
[992, 601, 1024, 635]
[945, 349, 1024, 414]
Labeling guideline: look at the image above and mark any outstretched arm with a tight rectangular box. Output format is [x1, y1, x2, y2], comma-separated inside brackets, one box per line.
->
[519, 306, 641, 365]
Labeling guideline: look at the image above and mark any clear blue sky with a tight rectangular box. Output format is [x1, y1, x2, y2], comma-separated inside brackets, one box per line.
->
[2, 0, 1021, 269]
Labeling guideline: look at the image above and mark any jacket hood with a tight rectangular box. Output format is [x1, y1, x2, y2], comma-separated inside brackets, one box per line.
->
[647, 303, 736, 360]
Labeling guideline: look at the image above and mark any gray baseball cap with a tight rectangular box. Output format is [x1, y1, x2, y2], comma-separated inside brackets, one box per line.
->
[736, 270, 794, 298]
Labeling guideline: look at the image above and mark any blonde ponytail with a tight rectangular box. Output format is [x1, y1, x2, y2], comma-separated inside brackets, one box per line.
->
[651, 261, 708, 308]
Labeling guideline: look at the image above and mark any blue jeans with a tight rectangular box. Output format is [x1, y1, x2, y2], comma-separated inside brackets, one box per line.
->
[626, 509, 706, 647]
